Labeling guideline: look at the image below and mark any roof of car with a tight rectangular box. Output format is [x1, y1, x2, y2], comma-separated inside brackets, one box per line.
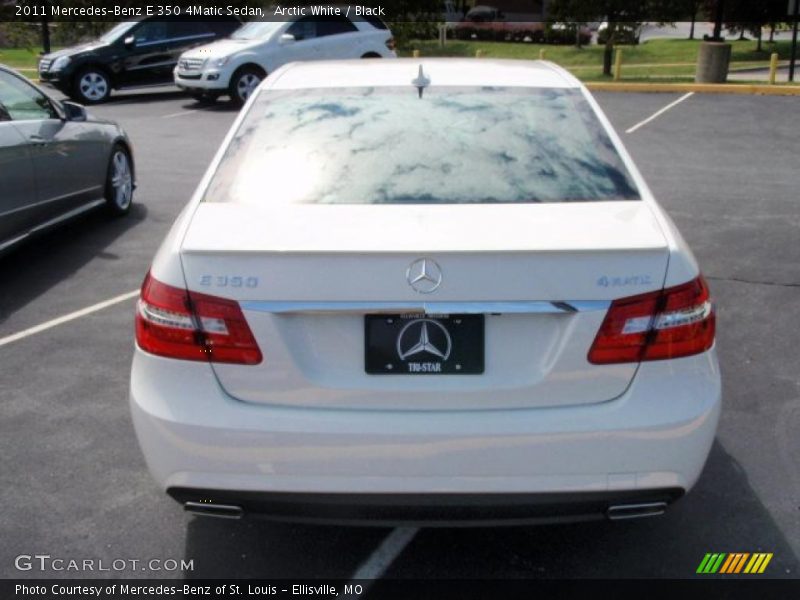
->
[267, 58, 581, 91]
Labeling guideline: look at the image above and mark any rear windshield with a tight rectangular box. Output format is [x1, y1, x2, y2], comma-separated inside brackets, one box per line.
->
[204, 86, 640, 205]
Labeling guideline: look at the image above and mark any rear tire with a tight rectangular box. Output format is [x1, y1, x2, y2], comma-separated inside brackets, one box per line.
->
[361, 52, 381, 58]
[104, 145, 133, 216]
[72, 67, 112, 104]
[228, 66, 265, 107]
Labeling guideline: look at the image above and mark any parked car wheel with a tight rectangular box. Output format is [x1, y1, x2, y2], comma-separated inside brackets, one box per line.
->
[73, 67, 112, 104]
[229, 66, 265, 106]
[105, 145, 134, 216]
[361, 52, 381, 58]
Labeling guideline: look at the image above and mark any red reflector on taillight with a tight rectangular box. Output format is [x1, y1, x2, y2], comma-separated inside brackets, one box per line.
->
[385, 36, 396, 51]
[588, 275, 715, 365]
[135, 272, 262, 365]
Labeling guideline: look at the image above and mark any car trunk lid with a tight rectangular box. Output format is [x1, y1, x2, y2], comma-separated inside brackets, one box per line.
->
[179, 201, 669, 410]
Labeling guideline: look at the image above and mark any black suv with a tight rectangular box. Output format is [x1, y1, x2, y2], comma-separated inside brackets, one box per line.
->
[38, 16, 241, 103]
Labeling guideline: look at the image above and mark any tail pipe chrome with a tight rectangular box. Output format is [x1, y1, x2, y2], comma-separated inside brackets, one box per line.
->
[184, 501, 244, 519]
[607, 501, 668, 521]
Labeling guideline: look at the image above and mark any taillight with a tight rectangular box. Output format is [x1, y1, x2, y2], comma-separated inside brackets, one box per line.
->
[135, 272, 262, 365]
[588, 275, 715, 364]
[385, 36, 396, 51]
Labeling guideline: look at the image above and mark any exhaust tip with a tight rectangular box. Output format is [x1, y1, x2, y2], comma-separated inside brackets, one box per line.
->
[184, 501, 244, 519]
[607, 501, 667, 521]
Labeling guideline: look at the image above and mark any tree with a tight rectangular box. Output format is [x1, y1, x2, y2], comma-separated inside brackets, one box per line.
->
[40, 13, 50, 54]
[705, 0, 726, 40]
[705, 0, 787, 52]
[681, 0, 705, 39]
[549, 0, 665, 76]
[723, 0, 761, 46]
[763, 0, 790, 44]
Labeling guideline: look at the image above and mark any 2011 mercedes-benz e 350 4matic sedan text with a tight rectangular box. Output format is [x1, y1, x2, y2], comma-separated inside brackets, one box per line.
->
[130, 59, 720, 525]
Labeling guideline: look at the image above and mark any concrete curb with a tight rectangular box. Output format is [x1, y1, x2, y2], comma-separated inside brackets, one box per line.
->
[585, 81, 800, 95]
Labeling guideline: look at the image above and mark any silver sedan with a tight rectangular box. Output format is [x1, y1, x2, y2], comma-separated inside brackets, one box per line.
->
[0, 65, 135, 253]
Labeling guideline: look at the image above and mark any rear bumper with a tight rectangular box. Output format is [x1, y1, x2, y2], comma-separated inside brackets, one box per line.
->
[130, 346, 721, 519]
[169, 488, 684, 526]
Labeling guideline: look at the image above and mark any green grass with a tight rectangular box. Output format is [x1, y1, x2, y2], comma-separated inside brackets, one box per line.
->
[397, 38, 798, 82]
[399, 37, 797, 64]
[2, 38, 795, 83]
[0, 47, 50, 70]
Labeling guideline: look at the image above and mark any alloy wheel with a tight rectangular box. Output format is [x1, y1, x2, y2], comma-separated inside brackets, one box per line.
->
[111, 150, 132, 211]
[79, 71, 109, 102]
[236, 73, 261, 102]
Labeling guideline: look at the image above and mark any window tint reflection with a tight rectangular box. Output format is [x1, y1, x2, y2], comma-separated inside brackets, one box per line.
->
[205, 87, 640, 205]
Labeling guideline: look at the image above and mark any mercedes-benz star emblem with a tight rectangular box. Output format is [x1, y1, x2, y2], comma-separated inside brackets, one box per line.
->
[406, 258, 442, 294]
[396, 319, 452, 361]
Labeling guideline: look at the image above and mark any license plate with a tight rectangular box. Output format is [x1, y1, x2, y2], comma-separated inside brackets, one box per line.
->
[365, 314, 484, 375]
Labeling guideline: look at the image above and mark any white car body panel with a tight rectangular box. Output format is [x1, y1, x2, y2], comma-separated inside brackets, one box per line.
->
[132, 59, 721, 522]
[179, 202, 670, 410]
[131, 347, 720, 494]
[180, 201, 667, 255]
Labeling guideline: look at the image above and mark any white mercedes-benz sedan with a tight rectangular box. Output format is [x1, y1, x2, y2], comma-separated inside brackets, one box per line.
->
[130, 59, 720, 525]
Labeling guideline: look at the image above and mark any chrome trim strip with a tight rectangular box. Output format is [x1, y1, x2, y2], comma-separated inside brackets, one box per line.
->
[240, 300, 611, 315]
[0, 185, 103, 218]
[29, 199, 105, 233]
[607, 502, 668, 521]
[0, 232, 29, 252]
[125, 60, 178, 72]
[183, 502, 243, 520]
[1, 199, 105, 252]
[133, 33, 216, 48]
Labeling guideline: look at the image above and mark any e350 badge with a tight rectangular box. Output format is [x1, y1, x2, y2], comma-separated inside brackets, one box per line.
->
[199, 275, 259, 289]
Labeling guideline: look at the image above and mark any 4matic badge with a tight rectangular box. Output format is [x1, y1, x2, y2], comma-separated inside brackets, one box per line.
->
[597, 274, 653, 288]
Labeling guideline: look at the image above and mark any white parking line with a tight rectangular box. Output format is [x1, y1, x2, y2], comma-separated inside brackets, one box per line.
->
[344, 527, 418, 592]
[160, 110, 199, 119]
[0, 290, 139, 348]
[625, 92, 694, 134]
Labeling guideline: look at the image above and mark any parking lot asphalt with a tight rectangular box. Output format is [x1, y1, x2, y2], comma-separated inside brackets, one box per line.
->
[0, 86, 798, 580]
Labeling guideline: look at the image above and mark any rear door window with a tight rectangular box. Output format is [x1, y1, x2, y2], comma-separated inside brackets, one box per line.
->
[168, 20, 212, 40]
[362, 16, 388, 30]
[316, 16, 358, 37]
[133, 20, 169, 44]
[286, 17, 317, 41]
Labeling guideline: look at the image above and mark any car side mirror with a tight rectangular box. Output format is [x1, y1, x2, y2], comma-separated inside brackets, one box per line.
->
[124, 35, 136, 48]
[62, 101, 87, 122]
[279, 33, 296, 44]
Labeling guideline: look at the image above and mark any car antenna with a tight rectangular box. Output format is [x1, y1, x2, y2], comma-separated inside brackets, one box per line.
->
[411, 65, 430, 99]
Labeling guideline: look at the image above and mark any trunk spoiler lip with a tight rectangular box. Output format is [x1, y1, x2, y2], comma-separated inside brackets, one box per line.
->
[238, 300, 612, 315]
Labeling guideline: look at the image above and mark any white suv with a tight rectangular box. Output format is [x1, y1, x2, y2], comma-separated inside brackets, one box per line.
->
[174, 15, 396, 105]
